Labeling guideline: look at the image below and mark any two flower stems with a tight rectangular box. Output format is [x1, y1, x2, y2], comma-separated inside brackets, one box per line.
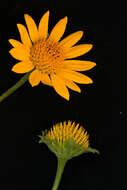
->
[0, 71, 66, 190]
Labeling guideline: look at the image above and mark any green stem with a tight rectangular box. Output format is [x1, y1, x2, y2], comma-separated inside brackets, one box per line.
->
[0, 72, 30, 103]
[52, 158, 67, 190]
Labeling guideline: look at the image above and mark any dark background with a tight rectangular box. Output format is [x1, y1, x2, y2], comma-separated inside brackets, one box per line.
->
[0, 1, 126, 190]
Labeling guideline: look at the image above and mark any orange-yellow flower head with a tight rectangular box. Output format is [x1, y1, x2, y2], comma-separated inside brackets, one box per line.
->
[39, 121, 99, 160]
[46, 121, 89, 147]
[9, 11, 96, 100]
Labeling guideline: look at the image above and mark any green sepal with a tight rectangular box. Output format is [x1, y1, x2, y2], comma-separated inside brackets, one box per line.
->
[38, 130, 48, 143]
[82, 147, 100, 154]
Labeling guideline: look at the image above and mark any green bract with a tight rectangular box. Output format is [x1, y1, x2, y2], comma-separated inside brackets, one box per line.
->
[39, 130, 99, 160]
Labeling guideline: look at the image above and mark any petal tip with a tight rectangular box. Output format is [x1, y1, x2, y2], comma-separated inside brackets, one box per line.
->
[64, 16, 68, 22]
[24, 14, 28, 18]
[17, 24, 22, 31]
[17, 23, 23, 30]
[11, 66, 15, 73]
[30, 81, 38, 87]
[79, 31, 84, 40]
[62, 16, 68, 24]
[78, 88, 81, 93]
[43, 10, 50, 18]
[65, 95, 70, 101]
[90, 79, 93, 84]
[46, 10, 50, 15]
[77, 31, 84, 39]
[8, 39, 12, 44]
[90, 61, 96, 68]
[80, 30, 84, 36]
[9, 49, 13, 54]
[17, 23, 20, 27]
[24, 14, 30, 21]
[90, 44, 93, 50]
[11, 65, 21, 74]
[31, 84, 36, 87]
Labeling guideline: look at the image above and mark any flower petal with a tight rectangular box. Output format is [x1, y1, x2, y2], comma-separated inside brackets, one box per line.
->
[60, 31, 83, 48]
[12, 61, 34, 73]
[48, 17, 68, 42]
[64, 60, 96, 71]
[58, 70, 93, 84]
[29, 69, 41, 87]
[9, 47, 30, 61]
[17, 24, 32, 47]
[51, 74, 70, 100]
[65, 44, 93, 59]
[24, 14, 39, 42]
[39, 11, 50, 39]
[41, 73, 52, 86]
[62, 78, 81, 93]
[9, 39, 24, 48]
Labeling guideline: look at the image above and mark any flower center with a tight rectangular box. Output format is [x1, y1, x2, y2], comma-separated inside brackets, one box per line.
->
[30, 39, 65, 74]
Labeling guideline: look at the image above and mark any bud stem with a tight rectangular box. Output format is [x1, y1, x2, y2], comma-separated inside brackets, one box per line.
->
[52, 158, 67, 190]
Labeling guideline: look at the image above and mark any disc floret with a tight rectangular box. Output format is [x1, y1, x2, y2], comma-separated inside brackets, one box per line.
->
[30, 39, 65, 74]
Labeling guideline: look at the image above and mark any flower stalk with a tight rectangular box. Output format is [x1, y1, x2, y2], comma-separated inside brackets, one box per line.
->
[0, 72, 31, 103]
[52, 157, 67, 190]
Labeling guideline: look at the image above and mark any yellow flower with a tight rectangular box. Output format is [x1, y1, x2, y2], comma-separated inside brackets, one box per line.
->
[39, 121, 99, 160]
[9, 11, 96, 100]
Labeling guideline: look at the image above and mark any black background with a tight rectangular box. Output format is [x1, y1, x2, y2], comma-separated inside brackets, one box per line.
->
[0, 1, 126, 190]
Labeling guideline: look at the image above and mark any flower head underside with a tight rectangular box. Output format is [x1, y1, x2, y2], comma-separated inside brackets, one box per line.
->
[39, 121, 99, 160]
